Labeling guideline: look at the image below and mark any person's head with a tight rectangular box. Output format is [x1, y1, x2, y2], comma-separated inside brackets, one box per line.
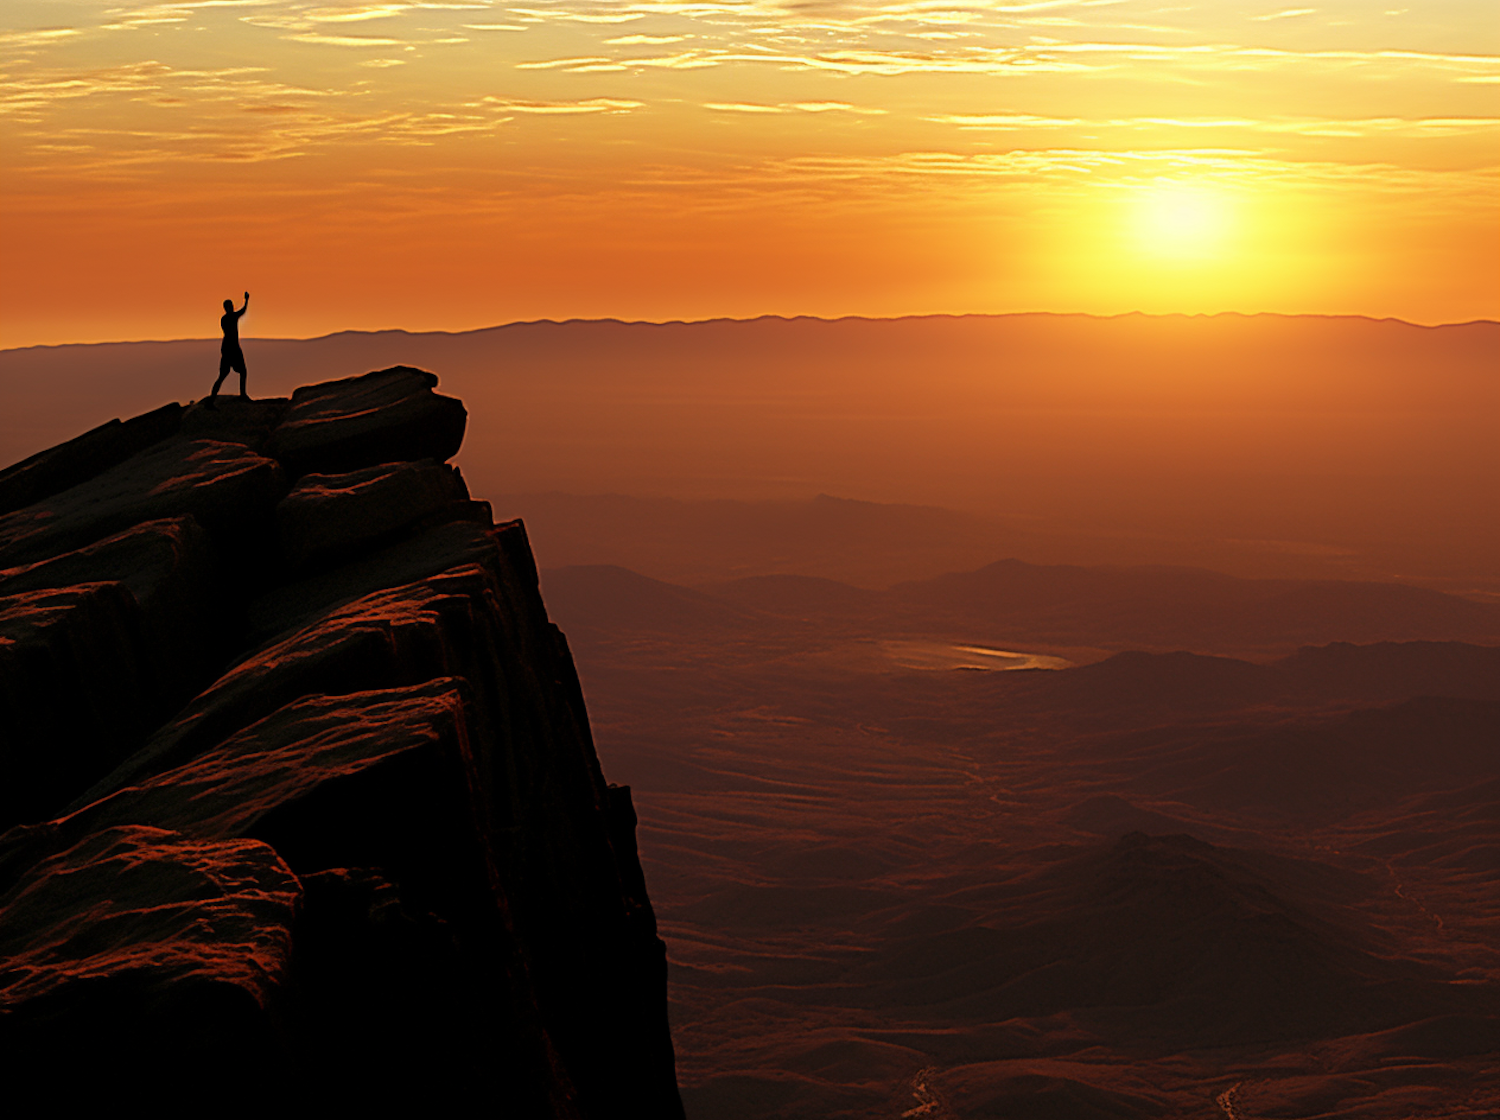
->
[223, 299, 234, 312]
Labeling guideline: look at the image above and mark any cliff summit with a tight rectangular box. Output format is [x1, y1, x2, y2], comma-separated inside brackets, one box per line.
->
[0, 368, 683, 1114]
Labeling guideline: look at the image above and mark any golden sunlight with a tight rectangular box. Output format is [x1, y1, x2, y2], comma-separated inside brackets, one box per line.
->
[1130, 183, 1236, 260]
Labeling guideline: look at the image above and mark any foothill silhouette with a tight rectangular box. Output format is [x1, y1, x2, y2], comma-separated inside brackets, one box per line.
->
[207, 292, 250, 409]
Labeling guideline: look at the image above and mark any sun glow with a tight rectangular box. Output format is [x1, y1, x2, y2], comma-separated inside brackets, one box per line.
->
[1028, 178, 1347, 316]
[1132, 184, 1235, 259]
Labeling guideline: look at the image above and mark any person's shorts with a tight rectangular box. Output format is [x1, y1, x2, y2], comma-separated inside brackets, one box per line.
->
[220, 347, 246, 375]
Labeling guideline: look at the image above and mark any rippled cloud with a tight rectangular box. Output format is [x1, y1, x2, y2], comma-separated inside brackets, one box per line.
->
[510, 38, 1497, 80]
[709, 147, 1500, 205]
[705, 98, 885, 112]
[925, 112, 1500, 138]
[475, 94, 644, 111]
[2, 0, 1494, 188]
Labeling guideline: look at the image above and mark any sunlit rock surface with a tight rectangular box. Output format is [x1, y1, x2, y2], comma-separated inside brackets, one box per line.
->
[0, 367, 682, 1114]
[0, 824, 299, 1080]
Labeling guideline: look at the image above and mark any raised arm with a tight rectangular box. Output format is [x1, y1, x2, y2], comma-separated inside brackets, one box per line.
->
[236, 291, 250, 318]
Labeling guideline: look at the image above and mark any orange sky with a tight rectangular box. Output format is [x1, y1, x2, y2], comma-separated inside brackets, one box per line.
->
[2, 1, 1496, 347]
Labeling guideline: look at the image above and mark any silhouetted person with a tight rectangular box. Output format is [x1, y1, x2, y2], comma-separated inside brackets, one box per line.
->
[208, 292, 250, 408]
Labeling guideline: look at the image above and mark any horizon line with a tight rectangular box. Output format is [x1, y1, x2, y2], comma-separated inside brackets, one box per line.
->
[5, 308, 1498, 353]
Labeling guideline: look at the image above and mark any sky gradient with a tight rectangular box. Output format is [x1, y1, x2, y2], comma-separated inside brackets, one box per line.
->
[2, 0, 1496, 346]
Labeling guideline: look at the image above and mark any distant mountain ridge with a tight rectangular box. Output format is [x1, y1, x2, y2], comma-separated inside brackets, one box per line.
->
[5, 312, 1495, 596]
[10, 309, 1497, 352]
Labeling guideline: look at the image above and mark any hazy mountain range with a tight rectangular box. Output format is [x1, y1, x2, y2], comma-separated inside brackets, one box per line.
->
[5, 313, 1496, 595]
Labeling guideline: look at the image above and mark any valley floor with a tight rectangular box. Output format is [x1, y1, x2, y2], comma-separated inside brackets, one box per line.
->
[558, 616, 1500, 1119]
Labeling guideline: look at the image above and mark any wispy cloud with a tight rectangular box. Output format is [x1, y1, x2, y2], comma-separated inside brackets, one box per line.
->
[514, 55, 630, 70]
[704, 101, 785, 112]
[98, 1, 284, 33]
[284, 33, 406, 45]
[606, 34, 693, 44]
[705, 99, 887, 114]
[298, 5, 413, 24]
[0, 28, 84, 48]
[1251, 8, 1317, 20]
[727, 147, 1500, 203]
[0, 61, 289, 122]
[924, 112, 1500, 138]
[507, 6, 646, 23]
[477, 95, 644, 113]
[508, 36, 1499, 79]
[517, 45, 1093, 75]
[791, 100, 888, 113]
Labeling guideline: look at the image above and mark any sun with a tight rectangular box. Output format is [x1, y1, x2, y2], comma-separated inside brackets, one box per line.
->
[1130, 183, 1234, 260]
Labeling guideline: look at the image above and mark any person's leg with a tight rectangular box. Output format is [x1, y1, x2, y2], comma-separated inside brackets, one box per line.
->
[208, 358, 230, 408]
[238, 362, 248, 398]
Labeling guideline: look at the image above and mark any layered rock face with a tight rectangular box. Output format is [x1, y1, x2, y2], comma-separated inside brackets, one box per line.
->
[0, 368, 682, 1114]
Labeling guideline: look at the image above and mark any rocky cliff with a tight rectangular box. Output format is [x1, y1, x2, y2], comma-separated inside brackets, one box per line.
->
[0, 368, 683, 1114]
